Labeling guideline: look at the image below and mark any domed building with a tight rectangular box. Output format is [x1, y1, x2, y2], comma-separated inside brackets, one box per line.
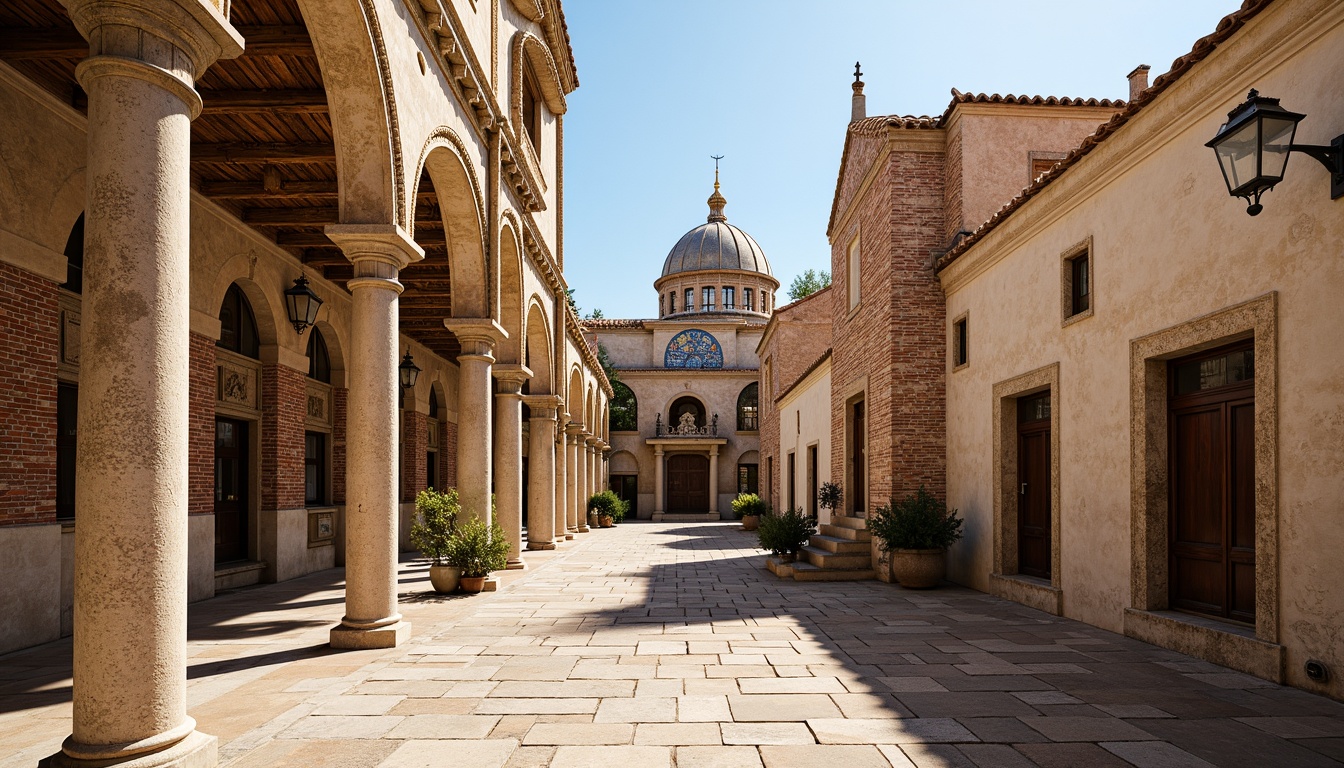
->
[584, 173, 779, 520]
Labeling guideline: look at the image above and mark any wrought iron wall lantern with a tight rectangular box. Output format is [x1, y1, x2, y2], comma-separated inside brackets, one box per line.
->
[1206, 89, 1344, 215]
[399, 350, 422, 390]
[283, 274, 323, 334]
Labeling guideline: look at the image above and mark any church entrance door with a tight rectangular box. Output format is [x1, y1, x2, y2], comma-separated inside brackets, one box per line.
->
[667, 454, 709, 513]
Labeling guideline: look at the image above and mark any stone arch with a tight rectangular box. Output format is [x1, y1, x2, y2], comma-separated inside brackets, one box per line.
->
[664, 393, 710, 430]
[567, 366, 584, 426]
[609, 450, 638, 474]
[209, 259, 282, 350]
[293, 0, 403, 225]
[310, 319, 348, 385]
[415, 130, 489, 318]
[511, 31, 567, 117]
[585, 384, 596, 434]
[429, 379, 447, 420]
[524, 297, 553, 394]
[497, 219, 526, 364]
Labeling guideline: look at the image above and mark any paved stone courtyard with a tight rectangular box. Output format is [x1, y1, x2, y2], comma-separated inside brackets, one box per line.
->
[3, 522, 1343, 767]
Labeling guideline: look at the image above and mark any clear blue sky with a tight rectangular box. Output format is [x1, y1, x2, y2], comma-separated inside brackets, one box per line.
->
[560, 1, 1243, 320]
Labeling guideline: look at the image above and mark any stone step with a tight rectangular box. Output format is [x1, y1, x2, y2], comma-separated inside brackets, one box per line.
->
[652, 513, 721, 523]
[826, 515, 870, 531]
[818, 524, 871, 542]
[789, 562, 876, 582]
[808, 534, 870, 555]
[801, 546, 872, 570]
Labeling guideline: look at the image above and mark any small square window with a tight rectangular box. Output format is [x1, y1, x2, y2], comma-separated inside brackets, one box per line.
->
[1061, 238, 1094, 325]
[684, 288, 694, 312]
[952, 315, 969, 369]
[744, 288, 755, 311]
[723, 286, 736, 310]
[702, 286, 716, 311]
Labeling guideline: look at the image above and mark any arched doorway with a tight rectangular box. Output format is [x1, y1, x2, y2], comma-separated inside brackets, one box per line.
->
[667, 454, 710, 514]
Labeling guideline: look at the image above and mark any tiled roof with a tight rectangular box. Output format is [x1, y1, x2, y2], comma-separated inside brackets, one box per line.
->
[582, 319, 646, 329]
[847, 92, 1123, 137]
[935, 0, 1274, 272]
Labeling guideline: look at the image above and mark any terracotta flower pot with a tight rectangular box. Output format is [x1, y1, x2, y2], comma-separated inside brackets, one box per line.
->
[459, 575, 487, 593]
[889, 548, 946, 589]
[741, 514, 760, 531]
[599, 515, 613, 528]
[428, 564, 462, 593]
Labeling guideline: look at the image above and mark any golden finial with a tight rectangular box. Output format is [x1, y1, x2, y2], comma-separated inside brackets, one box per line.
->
[708, 155, 727, 222]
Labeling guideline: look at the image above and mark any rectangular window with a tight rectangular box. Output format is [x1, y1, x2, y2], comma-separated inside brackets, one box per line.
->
[850, 399, 866, 515]
[56, 382, 78, 519]
[668, 292, 676, 313]
[685, 288, 694, 312]
[807, 445, 818, 519]
[766, 456, 774, 505]
[847, 235, 861, 310]
[723, 287, 735, 310]
[659, 295, 665, 317]
[744, 288, 754, 311]
[787, 452, 796, 512]
[702, 286, 716, 311]
[737, 463, 758, 495]
[522, 65, 542, 154]
[305, 432, 327, 505]
[426, 449, 438, 490]
[953, 316, 969, 368]
[1069, 251, 1091, 316]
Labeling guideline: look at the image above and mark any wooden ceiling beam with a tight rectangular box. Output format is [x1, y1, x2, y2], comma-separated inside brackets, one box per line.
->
[0, 26, 314, 60]
[201, 89, 327, 114]
[243, 206, 338, 226]
[193, 143, 335, 163]
[201, 180, 338, 199]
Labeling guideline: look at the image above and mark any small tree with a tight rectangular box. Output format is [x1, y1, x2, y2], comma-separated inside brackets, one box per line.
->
[818, 482, 842, 515]
[757, 507, 816, 556]
[445, 516, 510, 577]
[787, 269, 832, 301]
[409, 488, 459, 565]
[869, 486, 964, 552]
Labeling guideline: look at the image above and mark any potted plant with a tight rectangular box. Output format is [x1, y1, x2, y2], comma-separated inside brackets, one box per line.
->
[445, 515, 510, 593]
[409, 487, 460, 593]
[756, 507, 816, 563]
[868, 486, 964, 589]
[588, 490, 623, 528]
[818, 482, 842, 521]
[731, 493, 770, 531]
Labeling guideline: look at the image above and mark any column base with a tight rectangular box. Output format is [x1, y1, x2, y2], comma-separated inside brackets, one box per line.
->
[577, 524, 591, 533]
[330, 620, 411, 650]
[505, 560, 527, 570]
[42, 730, 217, 768]
[527, 542, 557, 550]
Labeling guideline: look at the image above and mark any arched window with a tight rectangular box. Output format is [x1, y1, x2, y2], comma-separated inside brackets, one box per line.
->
[669, 395, 705, 428]
[668, 292, 676, 313]
[62, 214, 84, 294]
[429, 388, 440, 419]
[522, 62, 542, 154]
[610, 381, 637, 431]
[218, 284, 260, 359]
[737, 382, 759, 431]
[306, 327, 331, 383]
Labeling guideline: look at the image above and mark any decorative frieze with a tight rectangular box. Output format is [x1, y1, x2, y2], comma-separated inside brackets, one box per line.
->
[216, 351, 261, 413]
[305, 381, 332, 428]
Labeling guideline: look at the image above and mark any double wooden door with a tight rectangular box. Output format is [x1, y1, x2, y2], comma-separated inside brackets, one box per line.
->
[1017, 393, 1052, 579]
[214, 418, 249, 564]
[666, 454, 709, 513]
[1169, 344, 1255, 624]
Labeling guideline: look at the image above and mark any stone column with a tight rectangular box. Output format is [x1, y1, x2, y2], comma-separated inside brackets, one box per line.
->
[493, 364, 531, 568]
[586, 436, 600, 500]
[444, 319, 507, 524]
[577, 432, 592, 533]
[54, 3, 241, 766]
[565, 425, 582, 534]
[324, 226, 423, 651]
[555, 413, 571, 540]
[709, 444, 720, 517]
[653, 446, 665, 516]
[601, 444, 612, 494]
[524, 396, 560, 549]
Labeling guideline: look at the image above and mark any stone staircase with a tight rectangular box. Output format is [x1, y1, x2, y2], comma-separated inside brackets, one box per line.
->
[784, 515, 877, 581]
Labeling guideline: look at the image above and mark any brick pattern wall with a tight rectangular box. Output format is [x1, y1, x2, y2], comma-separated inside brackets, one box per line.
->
[189, 333, 216, 516]
[943, 127, 965, 244]
[442, 420, 458, 490]
[0, 263, 58, 526]
[759, 363, 778, 505]
[402, 410, 427, 502]
[332, 387, 347, 504]
[260, 364, 306, 511]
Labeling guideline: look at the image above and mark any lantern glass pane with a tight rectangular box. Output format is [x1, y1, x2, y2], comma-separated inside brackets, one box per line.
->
[1260, 116, 1297, 182]
[304, 294, 321, 326]
[1215, 120, 1260, 193]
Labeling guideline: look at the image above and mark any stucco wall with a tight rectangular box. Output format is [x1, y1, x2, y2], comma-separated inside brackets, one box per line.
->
[779, 362, 832, 523]
[940, 0, 1344, 697]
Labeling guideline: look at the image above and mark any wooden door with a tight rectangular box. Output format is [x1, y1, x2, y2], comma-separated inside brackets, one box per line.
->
[666, 454, 709, 513]
[851, 401, 865, 515]
[214, 418, 249, 564]
[1169, 344, 1255, 623]
[1017, 393, 1051, 579]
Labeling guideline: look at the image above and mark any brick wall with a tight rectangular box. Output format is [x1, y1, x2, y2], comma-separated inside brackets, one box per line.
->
[0, 263, 58, 526]
[442, 419, 458, 490]
[332, 387, 347, 504]
[189, 333, 216, 516]
[943, 127, 965, 244]
[260, 364, 306, 510]
[402, 410, 427, 502]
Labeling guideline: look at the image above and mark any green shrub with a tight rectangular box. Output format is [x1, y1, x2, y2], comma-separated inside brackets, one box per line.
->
[869, 486, 964, 551]
[730, 493, 770, 519]
[409, 487, 459, 565]
[588, 490, 624, 517]
[445, 515, 511, 577]
[756, 507, 816, 556]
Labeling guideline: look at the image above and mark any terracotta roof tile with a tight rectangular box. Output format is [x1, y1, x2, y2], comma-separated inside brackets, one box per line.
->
[935, 0, 1275, 272]
[581, 319, 646, 329]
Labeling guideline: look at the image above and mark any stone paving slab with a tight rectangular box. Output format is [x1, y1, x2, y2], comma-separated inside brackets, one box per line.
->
[3, 522, 1344, 768]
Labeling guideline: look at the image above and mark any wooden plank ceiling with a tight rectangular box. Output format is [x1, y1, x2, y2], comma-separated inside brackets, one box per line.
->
[1, 0, 461, 360]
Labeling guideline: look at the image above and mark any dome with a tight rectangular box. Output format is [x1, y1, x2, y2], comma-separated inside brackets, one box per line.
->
[660, 179, 772, 278]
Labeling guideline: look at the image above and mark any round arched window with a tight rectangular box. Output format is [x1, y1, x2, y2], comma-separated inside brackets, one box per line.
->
[669, 396, 706, 429]
[737, 383, 759, 431]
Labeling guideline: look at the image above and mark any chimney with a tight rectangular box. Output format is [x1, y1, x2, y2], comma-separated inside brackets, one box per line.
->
[851, 61, 866, 122]
[1127, 64, 1151, 102]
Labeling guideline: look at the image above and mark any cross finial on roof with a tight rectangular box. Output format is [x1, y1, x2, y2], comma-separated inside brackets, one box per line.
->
[854, 62, 863, 84]
[711, 154, 724, 185]
[707, 155, 727, 223]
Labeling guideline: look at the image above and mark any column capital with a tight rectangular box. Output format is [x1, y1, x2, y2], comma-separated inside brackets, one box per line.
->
[522, 394, 563, 417]
[654, 446, 665, 456]
[493, 364, 533, 394]
[326, 225, 424, 271]
[445, 318, 508, 358]
[564, 423, 585, 437]
[68, 0, 244, 77]
[585, 436, 600, 447]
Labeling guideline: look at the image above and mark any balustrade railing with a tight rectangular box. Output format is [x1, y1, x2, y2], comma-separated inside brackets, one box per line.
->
[654, 412, 719, 437]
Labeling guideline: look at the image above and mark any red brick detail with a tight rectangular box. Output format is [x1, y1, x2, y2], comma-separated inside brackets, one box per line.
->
[830, 148, 947, 513]
[260, 364, 307, 510]
[943, 128, 965, 243]
[332, 387, 347, 504]
[402, 410, 428, 502]
[442, 420, 458, 490]
[0, 263, 59, 526]
[189, 334, 216, 516]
